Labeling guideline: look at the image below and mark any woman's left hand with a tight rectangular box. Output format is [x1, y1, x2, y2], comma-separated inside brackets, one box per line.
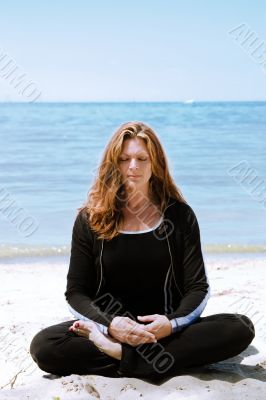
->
[137, 314, 172, 340]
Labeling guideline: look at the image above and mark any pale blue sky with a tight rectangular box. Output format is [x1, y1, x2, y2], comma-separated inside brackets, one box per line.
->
[0, 0, 266, 101]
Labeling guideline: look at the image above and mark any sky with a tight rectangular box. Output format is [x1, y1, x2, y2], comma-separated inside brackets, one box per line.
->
[0, 0, 266, 101]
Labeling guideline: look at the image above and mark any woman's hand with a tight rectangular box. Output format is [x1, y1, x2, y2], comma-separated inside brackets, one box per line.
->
[108, 316, 157, 347]
[137, 314, 173, 339]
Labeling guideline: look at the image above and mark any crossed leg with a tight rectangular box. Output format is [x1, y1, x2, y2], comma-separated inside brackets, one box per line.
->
[29, 313, 255, 380]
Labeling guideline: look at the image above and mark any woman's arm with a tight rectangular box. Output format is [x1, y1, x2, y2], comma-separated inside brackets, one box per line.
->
[64, 211, 124, 334]
[165, 204, 211, 333]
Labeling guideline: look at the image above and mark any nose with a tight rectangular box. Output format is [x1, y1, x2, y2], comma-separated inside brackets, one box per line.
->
[129, 158, 139, 170]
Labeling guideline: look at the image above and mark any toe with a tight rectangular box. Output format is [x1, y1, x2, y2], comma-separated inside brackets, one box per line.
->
[79, 321, 88, 330]
[77, 320, 94, 331]
[73, 320, 81, 328]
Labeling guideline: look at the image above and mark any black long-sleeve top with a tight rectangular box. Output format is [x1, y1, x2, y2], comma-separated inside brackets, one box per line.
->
[64, 197, 210, 335]
[102, 219, 171, 318]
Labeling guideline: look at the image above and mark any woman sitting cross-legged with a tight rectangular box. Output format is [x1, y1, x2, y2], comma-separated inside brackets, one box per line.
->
[30, 121, 255, 381]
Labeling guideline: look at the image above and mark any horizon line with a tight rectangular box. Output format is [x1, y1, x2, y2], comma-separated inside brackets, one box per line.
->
[1, 100, 266, 104]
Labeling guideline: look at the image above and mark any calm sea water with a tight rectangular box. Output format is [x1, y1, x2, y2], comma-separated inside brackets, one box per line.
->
[0, 101, 266, 258]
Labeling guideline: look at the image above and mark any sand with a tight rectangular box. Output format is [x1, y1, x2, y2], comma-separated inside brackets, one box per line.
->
[0, 254, 266, 399]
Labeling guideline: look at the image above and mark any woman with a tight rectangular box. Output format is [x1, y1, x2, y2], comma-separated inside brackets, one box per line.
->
[30, 121, 255, 381]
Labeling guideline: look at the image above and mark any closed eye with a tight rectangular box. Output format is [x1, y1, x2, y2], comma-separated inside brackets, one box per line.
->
[119, 158, 147, 162]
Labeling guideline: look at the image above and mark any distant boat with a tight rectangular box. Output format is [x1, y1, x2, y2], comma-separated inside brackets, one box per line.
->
[183, 99, 195, 104]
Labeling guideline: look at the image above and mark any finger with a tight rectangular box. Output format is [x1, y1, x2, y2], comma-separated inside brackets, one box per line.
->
[134, 321, 158, 333]
[115, 318, 137, 331]
[128, 334, 157, 345]
[125, 322, 143, 332]
[127, 324, 153, 336]
[122, 321, 156, 339]
[126, 319, 141, 327]
[127, 327, 156, 340]
[143, 321, 158, 330]
[137, 315, 157, 322]
[142, 335, 157, 343]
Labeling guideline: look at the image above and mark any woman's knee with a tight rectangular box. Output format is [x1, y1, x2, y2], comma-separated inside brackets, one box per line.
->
[30, 329, 51, 368]
[232, 313, 255, 346]
[30, 321, 74, 367]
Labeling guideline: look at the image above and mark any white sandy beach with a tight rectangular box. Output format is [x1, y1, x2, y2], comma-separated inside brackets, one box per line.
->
[0, 254, 266, 400]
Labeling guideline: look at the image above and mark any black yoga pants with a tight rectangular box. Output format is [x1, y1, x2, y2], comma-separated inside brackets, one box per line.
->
[29, 313, 255, 381]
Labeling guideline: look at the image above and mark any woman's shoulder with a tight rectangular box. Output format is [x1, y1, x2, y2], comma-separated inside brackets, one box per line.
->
[167, 197, 199, 231]
[167, 196, 194, 215]
[74, 207, 88, 224]
[73, 208, 94, 237]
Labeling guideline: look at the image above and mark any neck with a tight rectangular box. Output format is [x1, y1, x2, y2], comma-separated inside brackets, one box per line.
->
[123, 188, 153, 213]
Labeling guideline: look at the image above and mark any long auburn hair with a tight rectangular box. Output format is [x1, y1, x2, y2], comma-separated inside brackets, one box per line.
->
[79, 121, 187, 241]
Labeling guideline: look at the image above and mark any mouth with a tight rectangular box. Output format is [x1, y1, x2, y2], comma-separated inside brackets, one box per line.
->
[128, 175, 141, 178]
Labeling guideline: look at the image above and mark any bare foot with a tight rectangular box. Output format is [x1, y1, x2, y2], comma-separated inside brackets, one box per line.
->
[69, 320, 122, 360]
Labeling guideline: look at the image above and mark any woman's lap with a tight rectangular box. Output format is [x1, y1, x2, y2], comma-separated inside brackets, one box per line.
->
[29, 313, 255, 379]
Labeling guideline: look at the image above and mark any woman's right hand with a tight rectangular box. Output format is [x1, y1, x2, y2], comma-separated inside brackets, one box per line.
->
[108, 316, 157, 346]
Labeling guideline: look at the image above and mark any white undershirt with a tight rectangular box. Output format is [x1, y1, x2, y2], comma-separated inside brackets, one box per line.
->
[118, 215, 164, 234]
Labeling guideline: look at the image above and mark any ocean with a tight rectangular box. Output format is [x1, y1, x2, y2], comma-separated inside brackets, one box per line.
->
[0, 101, 266, 259]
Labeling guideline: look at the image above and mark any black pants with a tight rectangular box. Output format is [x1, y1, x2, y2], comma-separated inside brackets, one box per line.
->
[30, 313, 255, 381]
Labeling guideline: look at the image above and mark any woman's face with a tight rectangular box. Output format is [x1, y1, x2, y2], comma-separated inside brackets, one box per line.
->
[118, 137, 152, 191]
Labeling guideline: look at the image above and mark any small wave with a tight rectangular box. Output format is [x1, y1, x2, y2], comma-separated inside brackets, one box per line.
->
[0, 243, 266, 259]
[203, 244, 266, 253]
[0, 244, 70, 258]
